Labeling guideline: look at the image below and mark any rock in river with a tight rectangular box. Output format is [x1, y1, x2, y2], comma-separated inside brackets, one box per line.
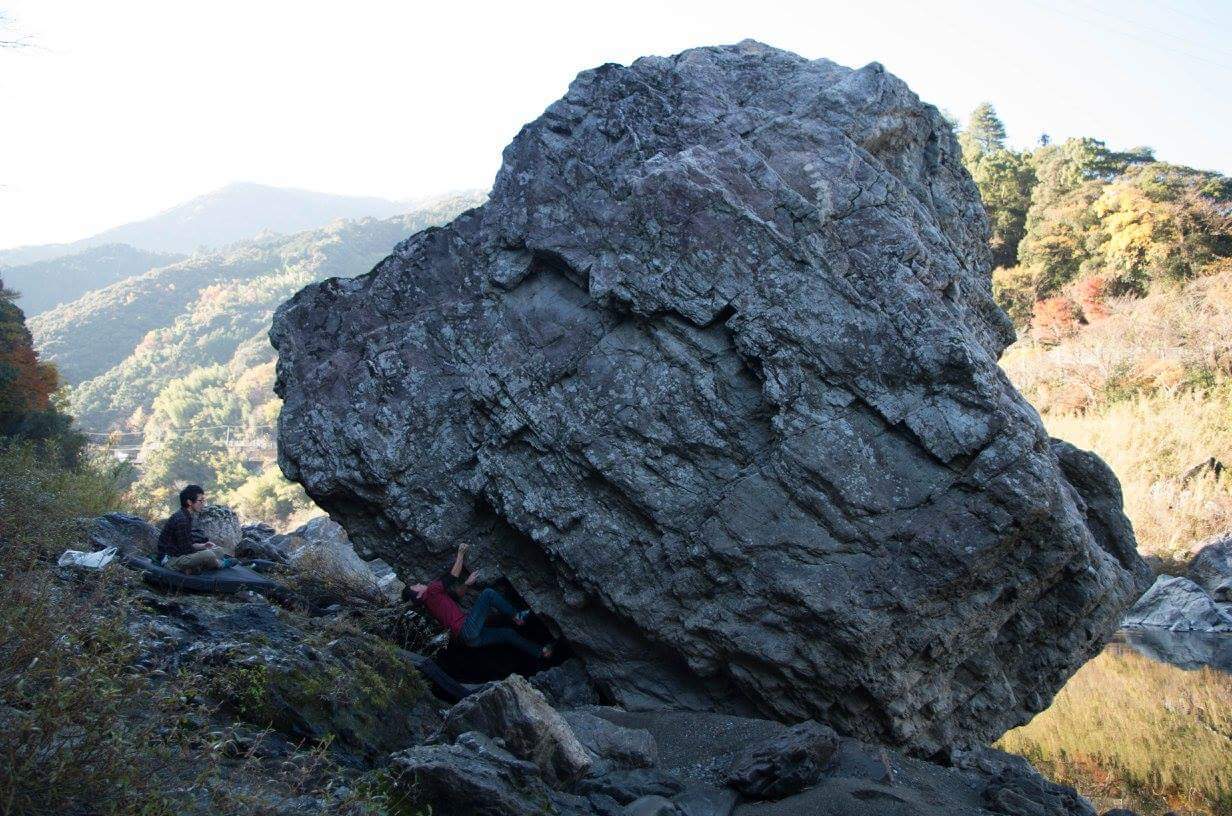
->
[272, 40, 1150, 755]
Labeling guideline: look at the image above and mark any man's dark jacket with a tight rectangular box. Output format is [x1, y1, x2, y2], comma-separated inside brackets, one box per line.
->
[157, 508, 203, 559]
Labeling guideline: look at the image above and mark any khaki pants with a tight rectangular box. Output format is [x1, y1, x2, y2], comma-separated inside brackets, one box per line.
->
[165, 549, 224, 574]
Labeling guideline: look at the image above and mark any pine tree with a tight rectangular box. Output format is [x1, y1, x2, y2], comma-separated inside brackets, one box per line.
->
[959, 103, 1035, 268]
[962, 103, 1008, 159]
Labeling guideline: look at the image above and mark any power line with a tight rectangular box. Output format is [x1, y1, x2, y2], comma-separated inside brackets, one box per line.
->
[1026, 0, 1232, 74]
[84, 422, 278, 438]
[1068, 0, 1231, 53]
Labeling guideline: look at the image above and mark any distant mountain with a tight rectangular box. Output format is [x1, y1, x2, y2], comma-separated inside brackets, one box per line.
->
[31, 191, 486, 430]
[0, 244, 185, 317]
[0, 182, 425, 266]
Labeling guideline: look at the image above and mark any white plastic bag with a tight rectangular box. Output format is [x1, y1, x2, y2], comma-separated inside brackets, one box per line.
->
[57, 546, 118, 569]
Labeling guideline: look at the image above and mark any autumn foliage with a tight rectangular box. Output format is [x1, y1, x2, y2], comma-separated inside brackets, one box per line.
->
[0, 278, 83, 461]
[1030, 295, 1083, 344]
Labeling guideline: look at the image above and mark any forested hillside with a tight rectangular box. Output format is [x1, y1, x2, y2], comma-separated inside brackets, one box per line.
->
[964, 104, 1232, 559]
[1, 244, 184, 316]
[31, 191, 484, 520]
[27, 105, 1232, 543]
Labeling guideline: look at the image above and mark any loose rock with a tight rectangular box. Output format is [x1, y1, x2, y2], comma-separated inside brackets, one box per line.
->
[723, 721, 838, 800]
[194, 504, 242, 553]
[389, 731, 554, 816]
[1121, 575, 1232, 632]
[564, 708, 658, 769]
[437, 674, 592, 787]
[1187, 532, 1232, 594]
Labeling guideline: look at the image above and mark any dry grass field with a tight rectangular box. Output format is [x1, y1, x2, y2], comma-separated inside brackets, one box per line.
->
[997, 646, 1232, 816]
[1002, 271, 1232, 559]
[998, 271, 1232, 815]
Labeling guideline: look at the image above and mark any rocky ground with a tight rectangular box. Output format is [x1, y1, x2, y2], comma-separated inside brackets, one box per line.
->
[56, 509, 1133, 816]
[1122, 532, 1232, 633]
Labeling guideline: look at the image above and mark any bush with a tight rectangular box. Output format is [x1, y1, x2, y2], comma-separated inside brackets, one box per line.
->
[992, 265, 1036, 328]
[225, 465, 314, 525]
[1031, 295, 1084, 344]
[1001, 271, 1232, 558]
[0, 441, 124, 559]
[0, 444, 182, 815]
[1074, 274, 1111, 322]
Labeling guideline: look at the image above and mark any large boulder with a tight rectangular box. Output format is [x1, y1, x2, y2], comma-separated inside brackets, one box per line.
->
[1121, 575, 1232, 632]
[193, 504, 242, 553]
[271, 41, 1149, 754]
[437, 674, 593, 787]
[1187, 531, 1232, 594]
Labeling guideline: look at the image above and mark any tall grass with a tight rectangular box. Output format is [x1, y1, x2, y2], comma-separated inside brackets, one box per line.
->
[1002, 271, 1232, 558]
[0, 442, 184, 815]
[1045, 394, 1232, 557]
[998, 646, 1232, 816]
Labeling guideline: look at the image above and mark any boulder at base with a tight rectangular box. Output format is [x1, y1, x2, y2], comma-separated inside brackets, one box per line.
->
[1187, 532, 1232, 594]
[1121, 575, 1232, 632]
[272, 40, 1149, 754]
[437, 674, 593, 788]
[194, 504, 242, 553]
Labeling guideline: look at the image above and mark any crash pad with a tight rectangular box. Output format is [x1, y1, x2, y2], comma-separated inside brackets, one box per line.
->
[123, 554, 289, 595]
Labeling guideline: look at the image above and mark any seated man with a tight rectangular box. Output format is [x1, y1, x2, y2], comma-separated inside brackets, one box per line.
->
[157, 484, 227, 574]
[411, 542, 553, 660]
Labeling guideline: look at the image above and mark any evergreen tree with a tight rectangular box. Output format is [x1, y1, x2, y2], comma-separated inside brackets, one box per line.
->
[961, 102, 1008, 159]
[959, 103, 1036, 268]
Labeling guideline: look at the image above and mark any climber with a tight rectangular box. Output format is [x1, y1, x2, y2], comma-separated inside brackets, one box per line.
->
[410, 542, 554, 660]
[157, 484, 231, 573]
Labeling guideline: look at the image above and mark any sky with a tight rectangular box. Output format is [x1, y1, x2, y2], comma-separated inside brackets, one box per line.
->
[0, 0, 1229, 249]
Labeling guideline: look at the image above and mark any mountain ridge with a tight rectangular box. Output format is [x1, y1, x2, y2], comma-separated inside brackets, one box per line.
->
[0, 182, 464, 266]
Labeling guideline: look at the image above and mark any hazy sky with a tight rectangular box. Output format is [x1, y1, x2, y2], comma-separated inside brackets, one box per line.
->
[1, 0, 1228, 249]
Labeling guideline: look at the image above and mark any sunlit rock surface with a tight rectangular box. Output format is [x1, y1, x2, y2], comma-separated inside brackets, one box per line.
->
[272, 41, 1150, 755]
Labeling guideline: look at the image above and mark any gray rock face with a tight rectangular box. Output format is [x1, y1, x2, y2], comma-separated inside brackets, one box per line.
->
[194, 504, 242, 553]
[438, 674, 593, 787]
[272, 41, 1148, 754]
[85, 512, 159, 556]
[1121, 575, 1232, 632]
[1187, 531, 1232, 593]
[723, 721, 838, 800]
[531, 658, 602, 709]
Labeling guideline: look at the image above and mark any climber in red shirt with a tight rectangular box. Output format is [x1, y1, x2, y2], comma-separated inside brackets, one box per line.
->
[410, 542, 553, 659]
